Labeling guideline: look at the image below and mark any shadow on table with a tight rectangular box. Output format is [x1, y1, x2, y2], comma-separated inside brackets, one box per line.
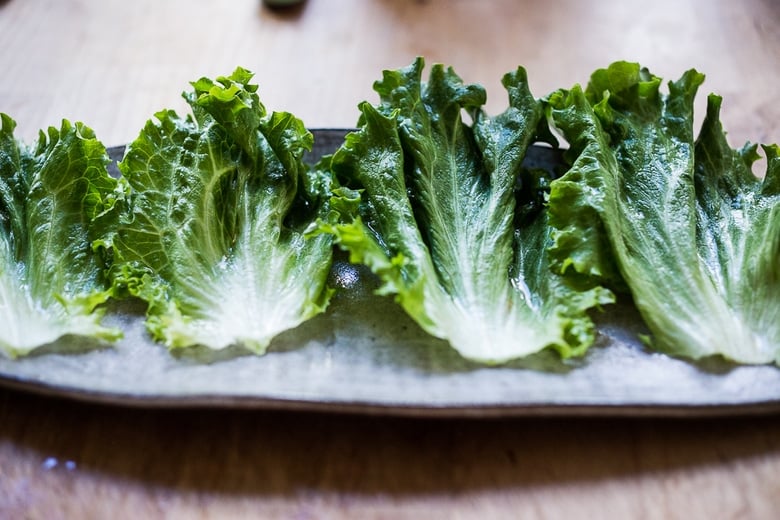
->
[1, 387, 779, 501]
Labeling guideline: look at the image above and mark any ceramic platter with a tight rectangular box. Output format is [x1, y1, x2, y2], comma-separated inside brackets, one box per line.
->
[1, 130, 778, 417]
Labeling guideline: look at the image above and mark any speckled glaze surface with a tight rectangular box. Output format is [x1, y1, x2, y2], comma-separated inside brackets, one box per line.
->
[1, 132, 778, 416]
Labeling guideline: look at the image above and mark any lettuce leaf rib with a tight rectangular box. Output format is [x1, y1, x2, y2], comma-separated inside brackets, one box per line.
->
[547, 61, 780, 364]
[323, 58, 612, 363]
[0, 114, 122, 357]
[112, 68, 334, 353]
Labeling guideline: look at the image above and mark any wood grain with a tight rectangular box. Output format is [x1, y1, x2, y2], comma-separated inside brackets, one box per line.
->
[2, 388, 780, 519]
[1, 0, 780, 518]
[1, 0, 778, 147]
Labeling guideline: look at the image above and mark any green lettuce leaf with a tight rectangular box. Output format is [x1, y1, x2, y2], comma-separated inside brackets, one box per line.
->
[546, 61, 780, 364]
[0, 114, 122, 357]
[111, 68, 335, 353]
[320, 58, 612, 363]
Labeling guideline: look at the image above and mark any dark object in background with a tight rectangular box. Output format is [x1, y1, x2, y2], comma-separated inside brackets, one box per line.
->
[263, 0, 305, 8]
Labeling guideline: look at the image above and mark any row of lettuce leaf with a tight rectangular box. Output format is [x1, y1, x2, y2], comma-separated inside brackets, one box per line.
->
[1, 59, 777, 365]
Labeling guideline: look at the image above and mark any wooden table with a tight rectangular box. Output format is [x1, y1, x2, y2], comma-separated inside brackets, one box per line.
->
[1, 0, 779, 517]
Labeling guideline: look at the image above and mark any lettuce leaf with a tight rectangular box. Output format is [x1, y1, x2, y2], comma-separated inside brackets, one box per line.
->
[546, 61, 780, 364]
[111, 68, 335, 353]
[320, 58, 612, 363]
[0, 114, 122, 357]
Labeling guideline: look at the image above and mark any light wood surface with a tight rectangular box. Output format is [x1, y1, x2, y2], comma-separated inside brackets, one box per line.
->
[2, 0, 780, 518]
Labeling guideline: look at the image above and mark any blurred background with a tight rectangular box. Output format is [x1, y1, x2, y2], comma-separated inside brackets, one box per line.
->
[1, 0, 778, 148]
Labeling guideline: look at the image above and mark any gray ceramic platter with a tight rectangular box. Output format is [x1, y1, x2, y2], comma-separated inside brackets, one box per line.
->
[1, 130, 778, 417]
